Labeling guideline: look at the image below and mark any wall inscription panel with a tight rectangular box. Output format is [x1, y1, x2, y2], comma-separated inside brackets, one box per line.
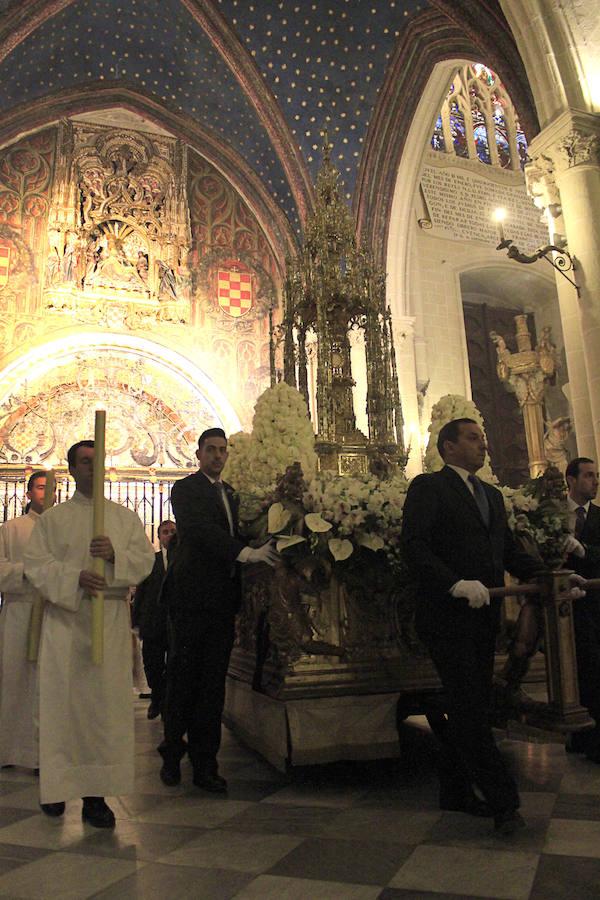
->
[420, 161, 549, 252]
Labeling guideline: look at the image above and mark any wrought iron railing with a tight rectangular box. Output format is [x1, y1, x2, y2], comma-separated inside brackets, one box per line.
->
[0, 466, 188, 544]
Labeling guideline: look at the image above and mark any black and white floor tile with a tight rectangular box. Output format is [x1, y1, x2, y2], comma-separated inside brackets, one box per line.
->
[0, 703, 599, 899]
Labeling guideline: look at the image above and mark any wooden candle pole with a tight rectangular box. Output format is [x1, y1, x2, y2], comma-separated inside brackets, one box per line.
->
[27, 470, 56, 662]
[91, 411, 106, 665]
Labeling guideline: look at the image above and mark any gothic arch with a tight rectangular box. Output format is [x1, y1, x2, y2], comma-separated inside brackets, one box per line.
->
[0, 0, 314, 228]
[501, 0, 600, 127]
[355, 4, 538, 263]
[0, 84, 295, 271]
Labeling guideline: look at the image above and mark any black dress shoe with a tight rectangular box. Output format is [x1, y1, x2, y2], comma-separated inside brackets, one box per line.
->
[193, 770, 227, 793]
[160, 760, 181, 786]
[440, 796, 493, 817]
[138, 692, 152, 700]
[40, 801, 65, 817]
[147, 701, 161, 720]
[494, 809, 525, 836]
[82, 797, 115, 829]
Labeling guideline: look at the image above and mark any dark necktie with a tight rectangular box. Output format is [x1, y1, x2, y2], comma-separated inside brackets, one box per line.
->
[468, 474, 490, 528]
[575, 505, 586, 540]
[215, 482, 234, 536]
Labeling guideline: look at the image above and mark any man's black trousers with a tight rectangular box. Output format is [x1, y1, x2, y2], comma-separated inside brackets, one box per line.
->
[160, 611, 235, 771]
[425, 625, 520, 815]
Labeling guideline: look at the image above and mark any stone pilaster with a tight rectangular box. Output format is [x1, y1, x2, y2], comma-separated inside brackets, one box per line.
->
[526, 110, 600, 460]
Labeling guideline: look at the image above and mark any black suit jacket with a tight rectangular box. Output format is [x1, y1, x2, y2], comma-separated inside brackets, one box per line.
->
[568, 502, 600, 599]
[401, 466, 539, 639]
[132, 551, 167, 640]
[167, 470, 245, 617]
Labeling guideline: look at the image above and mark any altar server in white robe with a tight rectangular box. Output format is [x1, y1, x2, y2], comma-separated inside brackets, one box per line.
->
[0, 472, 50, 769]
[24, 440, 154, 828]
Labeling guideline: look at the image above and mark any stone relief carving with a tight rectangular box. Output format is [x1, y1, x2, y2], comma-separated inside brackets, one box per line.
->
[557, 130, 600, 169]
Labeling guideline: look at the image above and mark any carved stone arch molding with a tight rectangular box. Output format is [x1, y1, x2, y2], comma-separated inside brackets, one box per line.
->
[355, 3, 539, 264]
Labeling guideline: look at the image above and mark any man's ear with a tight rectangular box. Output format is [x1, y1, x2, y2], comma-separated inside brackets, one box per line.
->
[195, 447, 201, 462]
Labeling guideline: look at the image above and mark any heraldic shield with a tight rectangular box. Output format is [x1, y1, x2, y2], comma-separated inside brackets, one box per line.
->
[0, 240, 10, 288]
[217, 269, 253, 318]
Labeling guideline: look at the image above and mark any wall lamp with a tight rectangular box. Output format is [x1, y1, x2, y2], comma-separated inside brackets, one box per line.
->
[492, 208, 580, 296]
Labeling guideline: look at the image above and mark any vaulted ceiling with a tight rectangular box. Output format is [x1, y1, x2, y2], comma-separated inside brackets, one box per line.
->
[0, 0, 537, 254]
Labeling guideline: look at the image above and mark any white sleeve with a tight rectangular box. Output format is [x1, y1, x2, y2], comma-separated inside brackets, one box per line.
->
[104, 513, 155, 589]
[0, 525, 26, 593]
[23, 515, 83, 612]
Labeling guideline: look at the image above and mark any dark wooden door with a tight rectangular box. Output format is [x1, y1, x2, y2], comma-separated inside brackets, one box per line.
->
[462, 302, 532, 487]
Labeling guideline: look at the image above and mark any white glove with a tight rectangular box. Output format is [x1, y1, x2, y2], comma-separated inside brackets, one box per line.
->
[451, 579, 490, 609]
[244, 541, 280, 568]
[565, 586, 586, 600]
[563, 535, 585, 558]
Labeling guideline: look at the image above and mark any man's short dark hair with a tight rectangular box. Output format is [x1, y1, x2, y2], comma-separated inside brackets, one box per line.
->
[198, 428, 227, 450]
[566, 457, 595, 481]
[157, 519, 175, 535]
[437, 418, 478, 459]
[67, 440, 94, 469]
[27, 470, 47, 492]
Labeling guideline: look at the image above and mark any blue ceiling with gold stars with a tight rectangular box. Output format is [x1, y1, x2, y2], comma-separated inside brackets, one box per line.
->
[0, 0, 428, 234]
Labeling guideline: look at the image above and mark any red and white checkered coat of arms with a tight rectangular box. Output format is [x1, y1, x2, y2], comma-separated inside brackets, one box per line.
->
[217, 269, 253, 318]
[0, 240, 11, 288]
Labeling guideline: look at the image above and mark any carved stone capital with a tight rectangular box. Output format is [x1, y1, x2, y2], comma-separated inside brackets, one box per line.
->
[528, 109, 600, 174]
[556, 130, 600, 171]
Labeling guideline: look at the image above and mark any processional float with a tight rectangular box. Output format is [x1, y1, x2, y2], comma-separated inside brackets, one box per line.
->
[224, 145, 592, 769]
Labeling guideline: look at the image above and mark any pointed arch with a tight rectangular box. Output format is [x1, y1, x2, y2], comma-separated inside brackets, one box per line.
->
[0, 83, 296, 270]
[0, 0, 314, 228]
[355, 4, 538, 263]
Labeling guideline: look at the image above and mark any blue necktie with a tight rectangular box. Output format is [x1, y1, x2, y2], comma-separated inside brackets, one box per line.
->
[468, 474, 490, 527]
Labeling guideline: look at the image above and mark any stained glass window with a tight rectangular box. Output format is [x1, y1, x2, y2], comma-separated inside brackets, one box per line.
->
[449, 101, 468, 158]
[429, 62, 527, 171]
[431, 115, 445, 152]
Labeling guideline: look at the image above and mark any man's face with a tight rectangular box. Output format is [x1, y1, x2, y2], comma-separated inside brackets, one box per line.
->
[27, 477, 47, 514]
[444, 422, 487, 474]
[158, 522, 176, 549]
[569, 462, 599, 502]
[196, 436, 228, 479]
[69, 445, 95, 494]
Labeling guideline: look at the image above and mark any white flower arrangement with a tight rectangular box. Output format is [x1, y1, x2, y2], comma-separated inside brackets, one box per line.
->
[424, 394, 496, 481]
[224, 382, 317, 520]
[500, 467, 569, 567]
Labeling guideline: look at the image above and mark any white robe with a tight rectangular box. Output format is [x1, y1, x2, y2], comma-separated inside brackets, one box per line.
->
[0, 511, 40, 768]
[24, 492, 154, 804]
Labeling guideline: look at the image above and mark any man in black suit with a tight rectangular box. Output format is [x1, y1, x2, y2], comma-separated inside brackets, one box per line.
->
[401, 418, 540, 835]
[159, 427, 278, 792]
[132, 520, 176, 720]
[564, 457, 600, 762]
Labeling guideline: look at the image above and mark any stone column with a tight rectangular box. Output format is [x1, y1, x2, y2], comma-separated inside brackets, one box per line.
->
[526, 110, 600, 459]
[391, 315, 422, 476]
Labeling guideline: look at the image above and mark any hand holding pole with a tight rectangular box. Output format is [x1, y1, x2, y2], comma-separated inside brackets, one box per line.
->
[91, 411, 106, 665]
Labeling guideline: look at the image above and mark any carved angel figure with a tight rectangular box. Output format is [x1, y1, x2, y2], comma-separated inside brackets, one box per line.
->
[536, 326, 559, 381]
[543, 415, 572, 474]
[490, 330, 511, 381]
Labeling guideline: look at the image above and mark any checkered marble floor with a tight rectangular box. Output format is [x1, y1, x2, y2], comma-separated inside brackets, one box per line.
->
[0, 701, 599, 899]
